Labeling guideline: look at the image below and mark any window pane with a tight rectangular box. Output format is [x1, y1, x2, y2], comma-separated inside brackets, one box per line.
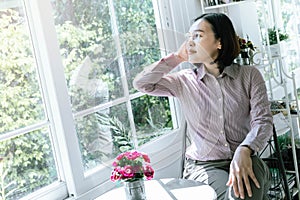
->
[113, 0, 161, 93]
[68, 54, 123, 112]
[51, 0, 125, 113]
[51, 0, 174, 172]
[132, 96, 173, 145]
[76, 103, 132, 171]
[0, 7, 45, 135]
[0, 2, 58, 199]
[0, 128, 57, 200]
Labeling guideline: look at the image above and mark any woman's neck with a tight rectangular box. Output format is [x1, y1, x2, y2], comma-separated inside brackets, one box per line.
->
[204, 62, 220, 77]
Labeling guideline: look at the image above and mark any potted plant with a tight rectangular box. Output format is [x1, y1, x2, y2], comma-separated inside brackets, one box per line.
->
[266, 27, 289, 57]
[236, 36, 256, 65]
[110, 150, 154, 200]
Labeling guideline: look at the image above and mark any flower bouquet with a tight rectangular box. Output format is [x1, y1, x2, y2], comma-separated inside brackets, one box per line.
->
[237, 35, 256, 65]
[110, 150, 154, 200]
[110, 150, 154, 182]
[238, 36, 255, 51]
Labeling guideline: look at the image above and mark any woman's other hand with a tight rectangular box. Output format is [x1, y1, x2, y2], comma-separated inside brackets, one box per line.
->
[226, 147, 260, 199]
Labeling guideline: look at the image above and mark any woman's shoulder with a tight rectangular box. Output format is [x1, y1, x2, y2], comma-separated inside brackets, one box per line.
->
[224, 63, 263, 83]
[232, 63, 261, 74]
[233, 63, 265, 83]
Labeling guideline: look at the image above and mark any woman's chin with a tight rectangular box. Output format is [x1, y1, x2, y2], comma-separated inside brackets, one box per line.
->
[188, 53, 204, 63]
[188, 57, 203, 63]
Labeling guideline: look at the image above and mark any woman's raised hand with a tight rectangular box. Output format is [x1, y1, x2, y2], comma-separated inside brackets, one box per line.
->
[175, 41, 188, 62]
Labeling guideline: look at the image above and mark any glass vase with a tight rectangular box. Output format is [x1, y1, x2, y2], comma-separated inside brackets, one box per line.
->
[124, 179, 146, 200]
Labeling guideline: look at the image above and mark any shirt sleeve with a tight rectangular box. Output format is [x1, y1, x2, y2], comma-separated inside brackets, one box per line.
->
[133, 53, 185, 96]
[240, 67, 273, 153]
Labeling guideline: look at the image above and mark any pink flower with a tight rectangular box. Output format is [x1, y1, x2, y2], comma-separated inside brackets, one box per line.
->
[112, 161, 118, 167]
[143, 165, 154, 180]
[125, 152, 134, 160]
[110, 167, 122, 182]
[121, 165, 135, 179]
[125, 150, 141, 160]
[110, 150, 154, 182]
[131, 151, 141, 160]
[116, 153, 124, 160]
[142, 153, 150, 163]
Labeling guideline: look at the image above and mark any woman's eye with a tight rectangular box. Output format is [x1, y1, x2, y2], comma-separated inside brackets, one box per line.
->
[185, 32, 202, 41]
[193, 33, 201, 39]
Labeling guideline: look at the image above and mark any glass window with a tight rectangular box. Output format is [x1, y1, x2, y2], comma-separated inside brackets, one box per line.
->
[50, 0, 175, 172]
[0, 2, 58, 200]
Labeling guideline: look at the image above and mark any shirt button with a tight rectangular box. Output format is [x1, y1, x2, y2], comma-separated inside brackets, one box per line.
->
[224, 143, 228, 147]
[220, 130, 224, 134]
[219, 115, 223, 119]
[218, 98, 222, 101]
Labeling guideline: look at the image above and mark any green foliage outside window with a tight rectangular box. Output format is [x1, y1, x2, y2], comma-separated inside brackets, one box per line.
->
[0, 9, 57, 200]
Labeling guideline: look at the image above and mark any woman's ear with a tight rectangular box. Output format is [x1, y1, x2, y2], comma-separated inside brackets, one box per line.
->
[217, 40, 222, 50]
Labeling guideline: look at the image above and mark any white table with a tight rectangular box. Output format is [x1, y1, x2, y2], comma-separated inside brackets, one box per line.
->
[95, 178, 217, 200]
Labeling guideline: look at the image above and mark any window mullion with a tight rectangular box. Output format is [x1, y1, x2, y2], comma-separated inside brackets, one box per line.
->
[108, 0, 138, 147]
[0, 120, 49, 141]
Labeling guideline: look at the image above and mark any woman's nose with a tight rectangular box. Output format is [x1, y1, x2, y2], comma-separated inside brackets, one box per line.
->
[188, 39, 195, 47]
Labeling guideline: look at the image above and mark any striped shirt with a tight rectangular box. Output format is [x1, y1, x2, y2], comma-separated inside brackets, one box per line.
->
[133, 53, 273, 161]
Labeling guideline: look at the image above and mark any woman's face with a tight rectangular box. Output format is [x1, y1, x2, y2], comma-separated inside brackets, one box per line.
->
[186, 19, 221, 64]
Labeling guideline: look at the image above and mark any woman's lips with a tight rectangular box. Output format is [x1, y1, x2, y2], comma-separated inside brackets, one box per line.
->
[188, 49, 197, 54]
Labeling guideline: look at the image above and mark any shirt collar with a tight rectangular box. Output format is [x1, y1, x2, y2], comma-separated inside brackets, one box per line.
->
[196, 64, 206, 80]
[196, 63, 239, 80]
[222, 63, 239, 79]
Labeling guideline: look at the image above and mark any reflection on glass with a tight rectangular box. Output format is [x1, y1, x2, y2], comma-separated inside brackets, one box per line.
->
[0, 6, 45, 135]
[132, 96, 173, 145]
[113, 0, 161, 93]
[0, 129, 57, 199]
[68, 54, 123, 112]
[51, 0, 125, 112]
[124, 49, 161, 94]
[76, 103, 131, 171]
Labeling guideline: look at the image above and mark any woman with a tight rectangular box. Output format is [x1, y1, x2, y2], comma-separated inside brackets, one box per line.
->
[133, 13, 272, 199]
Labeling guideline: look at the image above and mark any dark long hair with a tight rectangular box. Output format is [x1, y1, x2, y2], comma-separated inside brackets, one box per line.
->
[194, 13, 240, 72]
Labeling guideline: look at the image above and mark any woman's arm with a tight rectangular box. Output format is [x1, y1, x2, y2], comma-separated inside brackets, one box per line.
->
[227, 67, 273, 199]
[242, 67, 273, 152]
[133, 38, 188, 96]
[133, 42, 188, 96]
[133, 53, 186, 96]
